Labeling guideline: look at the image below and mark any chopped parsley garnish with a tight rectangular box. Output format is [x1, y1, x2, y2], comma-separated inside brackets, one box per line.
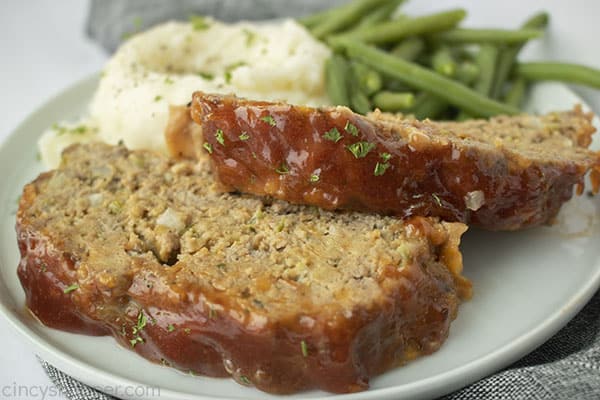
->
[130, 310, 147, 347]
[215, 129, 225, 145]
[310, 174, 320, 183]
[346, 141, 375, 158]
[374, 162, 390, 176]
[242, 28, 257, 47]
[322, 127, 342, 143]
[209, 307, 217, 319]
[107, 200, 122, 214]
[374, 153, 392, 176]
[203, 142, 213, 154]
[261, 115, 277, 126]
[276, 219, 285, 232]
[154, 95, 162, 102]
[344, 121, 360, 137]
[133, 16, 143, 30]
[164, 77, 174, 85]
[216, 263, 227, 270]
[63, 284, 79, 294]
[189, 15, 210, 31]
[197, 71, 214, 80]
[167, 324, 175, 332]
[380, 152, 392, 162]
[275, 162, 290, 175]
[239, 375, 251, 385]
[52, 123, 88, 136]
[248, 208, 264, 225]
[132, 311, 147, 335]
[239, 132, 250, 141]
[224, 61, 246, 84]
[432, 193, 443, 207]
[301, 340, 308, 357]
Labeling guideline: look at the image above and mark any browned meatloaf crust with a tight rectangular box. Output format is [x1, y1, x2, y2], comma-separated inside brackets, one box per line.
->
[180, 92, 600, 231]
[16, 143, 471, 394]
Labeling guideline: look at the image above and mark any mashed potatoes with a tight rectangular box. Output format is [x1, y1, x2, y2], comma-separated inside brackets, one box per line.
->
[39, 18, 331, 167]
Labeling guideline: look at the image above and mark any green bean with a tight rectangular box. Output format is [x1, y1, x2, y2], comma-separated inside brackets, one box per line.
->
[411, 94, 448, 120]
[373, 91, 415, 111]
[521, 12, 550, 30]
[491, 12, 550, 98]
[339, 39, 519, 117]
[504, 78, 528, 108]
[384, 79, 411, 92]
[300, 0, 398, 30]
[325, 55, 351, 106]
[347, 73, 372, 114]
[391, 37, 426, 61]
[455, 61, 480, 85]
[474, 45, 499, 95]
[456, 45, 498, 120]
[329, 9, 466, 45]
[298, 8, 335, 29]
[431, 47, 457, 77]
[353, 0, 405, 30]
[434, 28, 543, 44]
[341, 59, 373, 114]
[311, 0, 390, 39]
[516, 62, 600, 89]
[350, 90, 372, 114]
[455, 112, 473, 121]
[351, 62, 383, 95]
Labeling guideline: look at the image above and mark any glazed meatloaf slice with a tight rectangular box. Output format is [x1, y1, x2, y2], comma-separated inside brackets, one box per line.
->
[179, 92, 600, 231]
[17, 143, 471, 394]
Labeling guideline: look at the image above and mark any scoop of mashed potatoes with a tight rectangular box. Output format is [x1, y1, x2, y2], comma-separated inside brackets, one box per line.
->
[39, 18, 331, 168]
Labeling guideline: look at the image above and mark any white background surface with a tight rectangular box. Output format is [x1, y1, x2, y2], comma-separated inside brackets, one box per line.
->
[0, 1, 599, 399]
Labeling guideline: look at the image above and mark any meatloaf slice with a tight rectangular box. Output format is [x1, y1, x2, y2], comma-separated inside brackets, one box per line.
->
[182, 92, 600, 231]
[16, 143, 470, 394]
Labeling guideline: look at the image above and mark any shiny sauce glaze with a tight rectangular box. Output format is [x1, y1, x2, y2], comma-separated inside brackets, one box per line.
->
[16, 174, 467, 394]
[190, 93, 600, 231]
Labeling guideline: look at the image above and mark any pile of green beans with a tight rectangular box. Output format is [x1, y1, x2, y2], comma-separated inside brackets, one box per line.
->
[299, 0, 600, 119]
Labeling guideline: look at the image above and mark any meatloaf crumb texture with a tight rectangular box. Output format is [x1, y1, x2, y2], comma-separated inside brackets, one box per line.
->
[16, 143, 470, 394]
[185, 92, 600, 230]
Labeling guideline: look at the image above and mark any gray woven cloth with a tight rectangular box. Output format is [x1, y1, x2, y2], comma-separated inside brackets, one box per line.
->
[38, 1, 600, 399]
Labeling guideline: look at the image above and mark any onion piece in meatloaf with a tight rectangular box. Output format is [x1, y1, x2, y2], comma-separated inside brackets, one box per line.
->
[17, 143, 471, 394]
[173, 92, 600, 231]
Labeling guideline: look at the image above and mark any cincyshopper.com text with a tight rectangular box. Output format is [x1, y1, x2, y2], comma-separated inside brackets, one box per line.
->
[2, 382, 161, 399]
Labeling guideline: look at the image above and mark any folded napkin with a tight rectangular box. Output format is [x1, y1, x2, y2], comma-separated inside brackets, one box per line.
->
[40, 1, 600, 399]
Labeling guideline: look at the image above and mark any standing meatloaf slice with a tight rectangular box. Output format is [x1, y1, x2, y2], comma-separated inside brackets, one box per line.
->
[17, 143, 470, 394]
[182, 92, 600, 231]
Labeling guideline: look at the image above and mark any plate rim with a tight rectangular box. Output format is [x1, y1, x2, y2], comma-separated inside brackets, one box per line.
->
[0, 73, 599, 400]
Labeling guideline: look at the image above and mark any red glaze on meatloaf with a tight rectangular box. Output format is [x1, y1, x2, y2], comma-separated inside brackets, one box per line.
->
[186, 92, 600, 231]
[17, 143, 470, 394]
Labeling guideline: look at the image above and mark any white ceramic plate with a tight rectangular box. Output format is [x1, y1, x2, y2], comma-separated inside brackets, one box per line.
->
[0, 75, 599, 400]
